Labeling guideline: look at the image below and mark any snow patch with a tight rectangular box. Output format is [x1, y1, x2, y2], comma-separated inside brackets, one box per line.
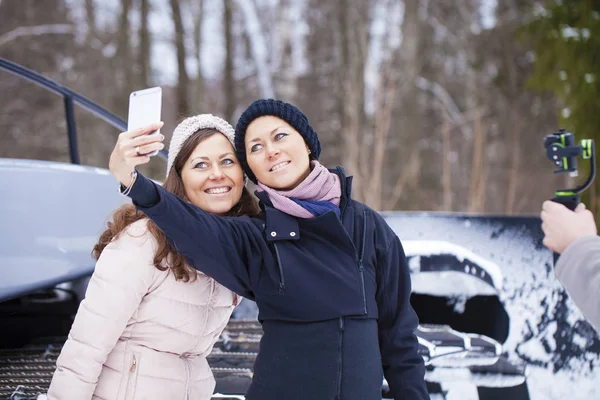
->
[403, 240, 504, 291]
[411, 272, 497, 297]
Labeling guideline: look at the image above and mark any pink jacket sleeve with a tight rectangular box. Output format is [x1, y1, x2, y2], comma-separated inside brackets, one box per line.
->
[47, 221, 156, 399]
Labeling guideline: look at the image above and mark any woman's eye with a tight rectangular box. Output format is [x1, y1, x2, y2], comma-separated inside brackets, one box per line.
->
[274, 133, 288, 141]
[222, 158, 235, 166]
[250, 144, 262, 153]
[194, 162, 208, 169]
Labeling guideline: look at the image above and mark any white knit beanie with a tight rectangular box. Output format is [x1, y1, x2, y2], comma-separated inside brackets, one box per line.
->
[166, 114, 237, 178]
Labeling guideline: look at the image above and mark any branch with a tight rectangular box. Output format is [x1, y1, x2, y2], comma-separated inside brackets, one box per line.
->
[233, 0, 275, 98]
[0, 24, 73, 47]
[414, 75, 473, 139]
[384, 150, 421, 210]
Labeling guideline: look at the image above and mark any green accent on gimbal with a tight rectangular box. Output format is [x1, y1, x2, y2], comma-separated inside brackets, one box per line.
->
[554, 191, 577, 196]
[552, 140, 569, 169]
[582, 139, 593, 159]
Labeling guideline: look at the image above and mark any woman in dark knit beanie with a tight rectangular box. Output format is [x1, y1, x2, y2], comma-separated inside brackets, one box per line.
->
[110, 100, 428, 400]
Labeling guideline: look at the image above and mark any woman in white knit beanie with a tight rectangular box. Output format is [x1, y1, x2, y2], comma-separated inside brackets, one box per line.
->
[48, 114, 259, 400]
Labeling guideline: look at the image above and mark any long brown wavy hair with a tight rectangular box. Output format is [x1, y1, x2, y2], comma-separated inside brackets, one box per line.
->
[92, 128, 260, 282]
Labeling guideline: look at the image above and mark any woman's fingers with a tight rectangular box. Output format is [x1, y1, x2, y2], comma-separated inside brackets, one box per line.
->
[110, 122, 165, 187]
[119, 121, 164, 140]
[130, 132, 165, 148]
[127, 142, 165, 157]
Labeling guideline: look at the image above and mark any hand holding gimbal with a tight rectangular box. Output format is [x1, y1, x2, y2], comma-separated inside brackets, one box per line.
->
[543, 129, 595, 262]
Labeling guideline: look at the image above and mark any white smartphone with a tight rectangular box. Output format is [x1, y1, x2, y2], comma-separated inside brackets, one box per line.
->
[127, 86, 162, 156]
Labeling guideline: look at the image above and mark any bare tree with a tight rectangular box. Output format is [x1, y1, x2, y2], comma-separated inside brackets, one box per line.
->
[113, 0, 134, 111]
[467, 113, 487, 212]
[138, 0, 151, 88]
[189, 0, 204, 110]
[337, 0, 368, 202]
[442, 118, 452, 211]
[85, 0, 96, 41]
[0, 0, 565, 212]
[276, 0, 300, 100]
[381, 0, 426, 210]
[170, 0, 191, 117]
[234, 0, 274, 98]
[366, 47, 400, 210]
[0, 24, 72, 47]
[224, 0, 236, 121]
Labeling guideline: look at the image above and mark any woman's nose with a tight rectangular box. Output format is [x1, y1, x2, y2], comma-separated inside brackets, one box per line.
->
[209, 165, 224, 180]
[266, 144, 281, 159]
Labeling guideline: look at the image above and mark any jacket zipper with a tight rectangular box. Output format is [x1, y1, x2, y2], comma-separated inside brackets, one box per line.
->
[336, 317, 344, 400]
[273, 243, 285, 294]
[339, 204, 368, 315]
[182, 355, 191, 400]
[129, 354, 137, 373]
[358, 211, 367, 314]
[125, 353, 138, 400]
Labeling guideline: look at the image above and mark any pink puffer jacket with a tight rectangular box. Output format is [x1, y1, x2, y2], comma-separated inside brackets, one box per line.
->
[47, 219, 240, 400]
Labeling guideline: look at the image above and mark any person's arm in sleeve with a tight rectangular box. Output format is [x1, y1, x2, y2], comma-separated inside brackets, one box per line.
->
[376, 235, 429, 400]
[123, 172, 261, 299]
[555, 235, 600, 331]
[47, 224, 156, 399]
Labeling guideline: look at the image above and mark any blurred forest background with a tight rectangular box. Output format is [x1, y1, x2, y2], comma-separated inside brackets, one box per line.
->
[0, 0, 598, 215]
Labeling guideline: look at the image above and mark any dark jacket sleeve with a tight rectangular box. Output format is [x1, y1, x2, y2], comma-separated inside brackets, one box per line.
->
[124, 172, 265, 299]
[376, 232, 428, 399]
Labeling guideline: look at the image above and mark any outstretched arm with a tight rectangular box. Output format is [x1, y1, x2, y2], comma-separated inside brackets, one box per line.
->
[108, 123, 264, 298]
[126, 173, 263, 299]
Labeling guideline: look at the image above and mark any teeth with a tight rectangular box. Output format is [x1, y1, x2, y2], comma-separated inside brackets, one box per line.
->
[272, 161, 289, 171]
[206, 187, 230, 194]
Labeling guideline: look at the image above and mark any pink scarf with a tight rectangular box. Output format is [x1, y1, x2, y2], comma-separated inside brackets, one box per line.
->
[257, 161, 341, 218]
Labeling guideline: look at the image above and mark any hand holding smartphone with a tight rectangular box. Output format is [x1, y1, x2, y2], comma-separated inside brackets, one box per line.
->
[127, 87, 162, 156]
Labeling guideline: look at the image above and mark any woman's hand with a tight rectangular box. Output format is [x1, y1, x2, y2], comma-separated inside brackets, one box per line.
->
[109, 122, 165, 186]
[541, 200, 598, 253]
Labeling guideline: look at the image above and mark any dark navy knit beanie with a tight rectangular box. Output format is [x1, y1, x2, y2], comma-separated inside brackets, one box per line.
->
[234, 99, 322, 183]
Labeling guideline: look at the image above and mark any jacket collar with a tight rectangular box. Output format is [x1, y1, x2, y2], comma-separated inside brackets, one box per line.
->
[255, 166, 353, 241]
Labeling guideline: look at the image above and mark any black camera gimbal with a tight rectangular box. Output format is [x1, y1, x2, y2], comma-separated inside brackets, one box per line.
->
[544, 129, 595, 209]
[544, 129, 595, 262]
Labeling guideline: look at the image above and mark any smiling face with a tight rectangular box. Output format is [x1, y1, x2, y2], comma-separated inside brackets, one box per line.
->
[180, 133, 244, 215]
[244, 115, 311, 190]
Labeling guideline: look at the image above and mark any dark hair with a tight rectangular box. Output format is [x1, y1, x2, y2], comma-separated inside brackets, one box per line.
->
[92, 128, 260, 281]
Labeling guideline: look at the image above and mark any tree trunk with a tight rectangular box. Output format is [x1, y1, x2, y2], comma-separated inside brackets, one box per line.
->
[234, 0, 274, 98]
[277, 0, 298, 101]
[223, 0, 235, 121]
[442, 118, 452, 211]
[192, 0, 204, 110]
[338, 0, 366, 202]
[84, 0, 96, 41]
[505, 113, 521, 215]
[114, 0, 134, 111]
[468, 112, 487, 212]
[170, 0, 190, 117]
[369, 54, 399, 210]
[392, 0, 422, 209]
[139, 0, 151, 88]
